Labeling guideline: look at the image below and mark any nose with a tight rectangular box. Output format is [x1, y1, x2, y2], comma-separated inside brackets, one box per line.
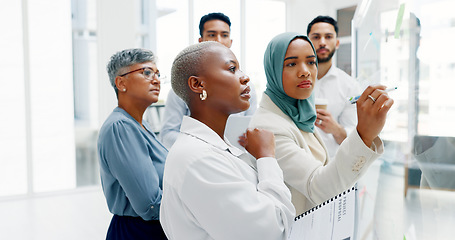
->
[216, 35, 222, 43]
[319, 37, 326, 46]
[240, 72, 250, 85]
[299, 64, 311, 78]
[152, 74, 160, 85]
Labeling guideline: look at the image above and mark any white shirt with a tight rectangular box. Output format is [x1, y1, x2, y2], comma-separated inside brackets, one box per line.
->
[160, 116, 295, 240]
[313, 65, 362, 158]
[159, 86, 257, 149]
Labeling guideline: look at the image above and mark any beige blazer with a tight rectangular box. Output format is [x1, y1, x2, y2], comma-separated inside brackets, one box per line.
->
[249, 93, 384, 215]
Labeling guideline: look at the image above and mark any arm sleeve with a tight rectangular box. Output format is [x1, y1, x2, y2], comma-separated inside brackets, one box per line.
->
[180, 153, 295, 240]
[102, 121, 162, 220]
[274, 128, 383, 206]
[160, 90, 189, 149]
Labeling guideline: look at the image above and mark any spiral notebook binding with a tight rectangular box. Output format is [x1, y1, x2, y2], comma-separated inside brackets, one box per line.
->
[294, 186, 356, 221]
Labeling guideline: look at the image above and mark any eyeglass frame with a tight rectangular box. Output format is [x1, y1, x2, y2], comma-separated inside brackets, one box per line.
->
[118, 67, 161, 80]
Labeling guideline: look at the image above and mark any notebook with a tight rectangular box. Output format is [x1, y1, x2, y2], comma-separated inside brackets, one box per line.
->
[288, 186, 358, 240]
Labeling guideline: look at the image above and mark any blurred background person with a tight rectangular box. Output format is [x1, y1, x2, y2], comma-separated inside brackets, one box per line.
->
[307, 15, 361, 159]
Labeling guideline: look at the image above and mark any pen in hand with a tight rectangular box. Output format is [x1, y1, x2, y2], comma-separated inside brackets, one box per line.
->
[348, 87, 397, 104]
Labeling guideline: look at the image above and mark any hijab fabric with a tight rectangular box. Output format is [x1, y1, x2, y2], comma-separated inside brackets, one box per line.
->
[263, 32, 318, 132]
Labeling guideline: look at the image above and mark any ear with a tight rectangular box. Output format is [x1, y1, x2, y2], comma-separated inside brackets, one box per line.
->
[198, 37, 203, 43]
[188, 76, 204, 94]
[115, 76, 126, 92]
[335, 38, 340, 50]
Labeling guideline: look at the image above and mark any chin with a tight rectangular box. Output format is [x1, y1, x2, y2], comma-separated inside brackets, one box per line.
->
[230, 102, 250, 114]
[288, 91, 312, 100]
[149, 97, 159, 104]
[242, 100, 250, 111]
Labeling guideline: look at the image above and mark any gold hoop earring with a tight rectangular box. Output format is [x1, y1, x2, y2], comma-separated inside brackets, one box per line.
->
[200, 89, 207, 101]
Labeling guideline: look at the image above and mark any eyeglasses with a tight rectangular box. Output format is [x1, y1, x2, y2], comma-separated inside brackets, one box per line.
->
[119, 67, 161, 80]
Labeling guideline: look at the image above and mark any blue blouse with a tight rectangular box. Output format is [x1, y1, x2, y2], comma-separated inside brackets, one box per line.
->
[98, 107, 168, 221]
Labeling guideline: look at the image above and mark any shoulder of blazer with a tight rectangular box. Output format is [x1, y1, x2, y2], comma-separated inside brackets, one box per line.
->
[250, 98, 300, 139]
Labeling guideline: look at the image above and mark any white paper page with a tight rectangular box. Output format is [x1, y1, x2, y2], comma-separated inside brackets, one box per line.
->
[288, 188, 356, 240]
[332, 189, 356, 240]
[225, 115, 251, 150]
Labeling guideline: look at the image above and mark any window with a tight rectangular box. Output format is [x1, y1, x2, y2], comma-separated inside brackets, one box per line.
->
[156, 0, 286, 105]
[0, 1, 27, 197]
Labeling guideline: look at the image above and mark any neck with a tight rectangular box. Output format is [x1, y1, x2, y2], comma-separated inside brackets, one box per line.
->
[118, 99, 149, 125]
[190, 108, 229, 140]
[317, 60, 332, 79]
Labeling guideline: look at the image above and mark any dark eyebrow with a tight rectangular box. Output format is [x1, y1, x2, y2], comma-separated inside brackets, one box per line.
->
[206, 30, 230, 34]
[284, 55, 316, 61]
[144, 67, 159, 73]
[225, 60, 238, 65]
[284, 56, 298, 61]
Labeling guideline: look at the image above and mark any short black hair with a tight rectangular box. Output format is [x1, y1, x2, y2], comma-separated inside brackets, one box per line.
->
[307, 15, 338, 36]
[199, 12, 231, 37]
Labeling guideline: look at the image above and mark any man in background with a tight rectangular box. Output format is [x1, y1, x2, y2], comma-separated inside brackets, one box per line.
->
[160, 12, 257, 149]
[307, 15, 361, 158]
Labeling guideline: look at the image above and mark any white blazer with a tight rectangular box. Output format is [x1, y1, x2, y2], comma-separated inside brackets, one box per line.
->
[249, 93, 384, 215]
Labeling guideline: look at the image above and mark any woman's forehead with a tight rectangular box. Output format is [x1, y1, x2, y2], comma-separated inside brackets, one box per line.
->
[287, 39, 313, 53]
[203, 45, 237, 64]
[132, 61, 156, 68]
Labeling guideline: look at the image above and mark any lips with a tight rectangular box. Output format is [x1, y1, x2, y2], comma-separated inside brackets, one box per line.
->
[150, 88, 160, 93]
[241, 86, 251, 98]
[317, 48, 328, 54]
[297, 80, 312, 88]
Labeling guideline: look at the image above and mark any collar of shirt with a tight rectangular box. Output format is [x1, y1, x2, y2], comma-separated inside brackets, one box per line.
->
[318, 64, 337, 81]
[115, 107, 156, 137]
[180, 116, 245, 158]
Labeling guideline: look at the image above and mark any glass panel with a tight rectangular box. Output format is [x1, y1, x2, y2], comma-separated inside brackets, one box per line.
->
[28, 0, 76, 192]
[0, 0, 28, 197]
[353, 0, 455, 238]
[245, 0, 286, 102]
[72, 0, 100, 187]
[156, 0, 189, 103]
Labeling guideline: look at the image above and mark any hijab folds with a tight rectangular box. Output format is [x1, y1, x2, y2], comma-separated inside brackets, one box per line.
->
[264, 32, 318, 133]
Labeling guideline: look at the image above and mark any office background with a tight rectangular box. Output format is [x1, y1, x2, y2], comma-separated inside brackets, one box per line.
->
[1, 0, 454, 239]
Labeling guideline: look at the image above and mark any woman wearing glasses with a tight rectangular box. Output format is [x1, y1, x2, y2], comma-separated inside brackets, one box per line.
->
[98, 48, 168, 239]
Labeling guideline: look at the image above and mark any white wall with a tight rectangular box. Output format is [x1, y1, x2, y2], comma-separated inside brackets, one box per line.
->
[286, 0, 360, 34]
[286, 0, 328, 33]
[96, 0, 158, 127]
[96, 0, 138, 126]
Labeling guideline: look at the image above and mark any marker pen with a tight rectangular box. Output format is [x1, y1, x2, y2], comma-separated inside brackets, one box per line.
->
[349, 87, 397, 104]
